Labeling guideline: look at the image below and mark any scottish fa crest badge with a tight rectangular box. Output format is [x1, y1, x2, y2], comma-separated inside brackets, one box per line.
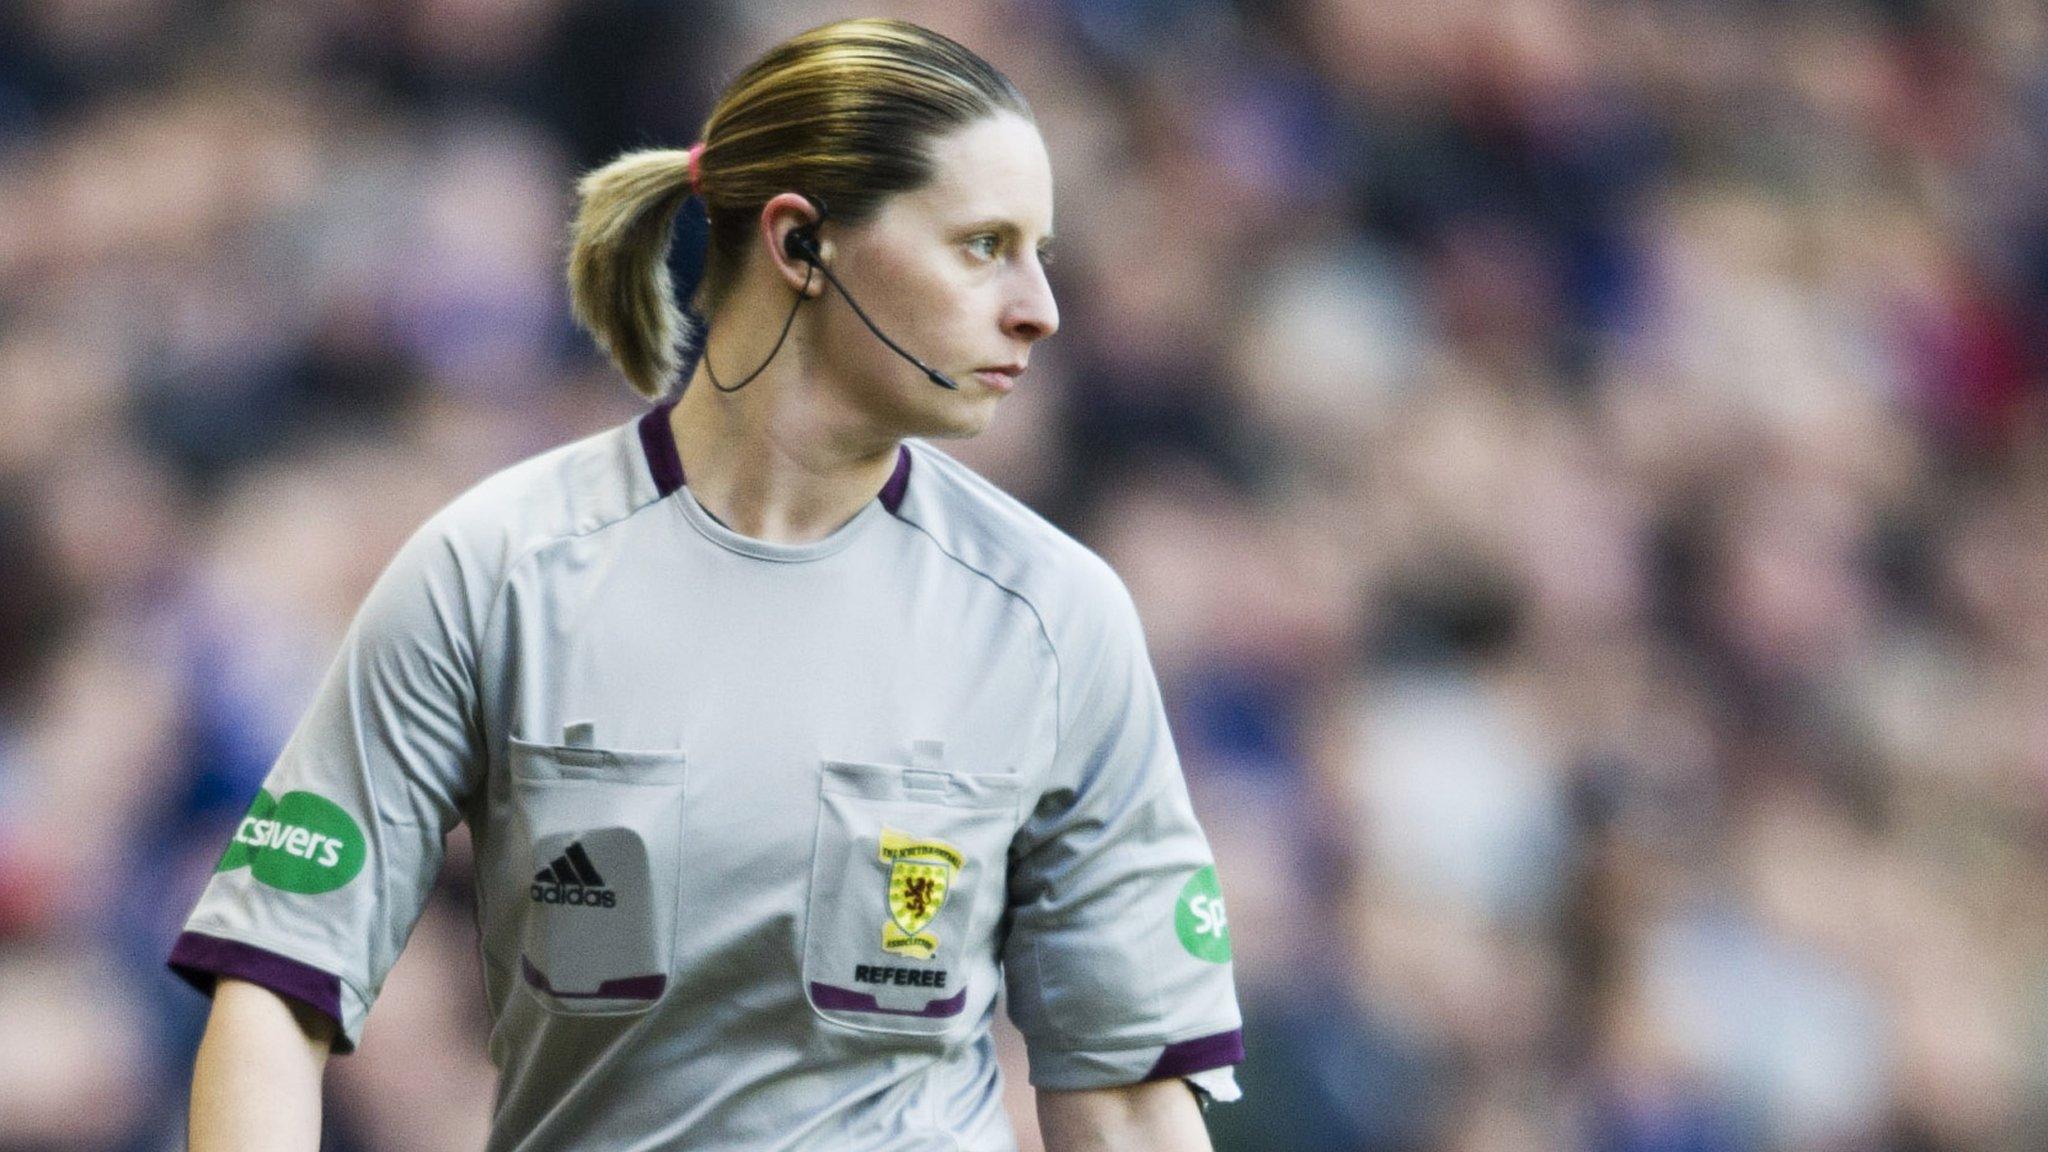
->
[879, 828, 964, 959]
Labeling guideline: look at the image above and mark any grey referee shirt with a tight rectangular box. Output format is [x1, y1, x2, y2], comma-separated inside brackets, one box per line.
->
[170, 402, 1244, 1151]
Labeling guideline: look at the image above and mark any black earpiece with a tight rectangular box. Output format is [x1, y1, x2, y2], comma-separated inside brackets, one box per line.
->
[782, 193, 829, 266]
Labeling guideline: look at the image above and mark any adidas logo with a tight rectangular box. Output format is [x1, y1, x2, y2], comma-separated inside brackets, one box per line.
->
[530, 842, 618, 908]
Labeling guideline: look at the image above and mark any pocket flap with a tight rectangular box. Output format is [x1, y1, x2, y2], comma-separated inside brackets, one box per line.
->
[819, 759, 1021, 808]
[509, 735, 688, 783]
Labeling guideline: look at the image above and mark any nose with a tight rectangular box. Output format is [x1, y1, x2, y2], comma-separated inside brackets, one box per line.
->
[1002, 259, 1059, 343]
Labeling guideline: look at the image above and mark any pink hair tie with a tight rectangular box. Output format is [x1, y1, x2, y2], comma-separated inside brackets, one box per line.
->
[686, 142, 705, 197]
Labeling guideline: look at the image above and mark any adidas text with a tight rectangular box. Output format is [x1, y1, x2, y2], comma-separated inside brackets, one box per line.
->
[530, 883, 618, 908]
[531, 842, 616, 908]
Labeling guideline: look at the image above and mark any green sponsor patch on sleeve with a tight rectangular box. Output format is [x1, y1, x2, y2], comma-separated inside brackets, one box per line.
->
[215, 788, 278, 874]
[217, 789, 367, 894]
[1174, 865, 1232, 963]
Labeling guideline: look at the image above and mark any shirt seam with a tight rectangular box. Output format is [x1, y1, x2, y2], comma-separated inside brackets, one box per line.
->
[475, 462, 676, 713]
[882, 513, 1066, 775]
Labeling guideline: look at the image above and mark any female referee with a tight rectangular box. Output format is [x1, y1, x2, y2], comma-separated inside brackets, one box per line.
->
[172, 18, 1242, 1151]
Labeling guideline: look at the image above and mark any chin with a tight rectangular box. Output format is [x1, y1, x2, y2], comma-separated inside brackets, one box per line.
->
[874, 385, 995, 442]
[920, 394, 1000, 441]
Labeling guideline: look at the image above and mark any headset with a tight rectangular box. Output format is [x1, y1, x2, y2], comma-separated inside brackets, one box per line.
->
[703, 193, 960, 393]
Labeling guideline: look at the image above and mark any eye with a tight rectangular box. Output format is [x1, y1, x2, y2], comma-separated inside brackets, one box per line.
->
[1036, 245, 1056, 269]
[968, 234, 1001, 259]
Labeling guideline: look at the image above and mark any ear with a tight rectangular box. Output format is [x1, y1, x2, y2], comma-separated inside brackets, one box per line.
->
[759, 192, 830, 298]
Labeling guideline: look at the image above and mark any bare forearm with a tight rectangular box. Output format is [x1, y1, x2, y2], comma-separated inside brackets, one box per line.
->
[1036, 1079, 1213, 1152]
[188, 978, 334, 1151]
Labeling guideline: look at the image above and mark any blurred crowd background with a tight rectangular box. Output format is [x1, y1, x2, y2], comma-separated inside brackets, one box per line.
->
[4, 0, 2047, 1148]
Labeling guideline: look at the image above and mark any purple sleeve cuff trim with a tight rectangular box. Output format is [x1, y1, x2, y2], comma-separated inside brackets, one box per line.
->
[167, 931, 351, 1054]
[1143, 1028, 1245, 1081]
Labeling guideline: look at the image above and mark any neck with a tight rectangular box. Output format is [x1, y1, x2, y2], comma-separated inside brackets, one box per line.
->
[668, 354, 901, 546]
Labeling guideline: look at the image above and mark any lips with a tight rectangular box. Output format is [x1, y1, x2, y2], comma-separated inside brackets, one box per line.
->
[970, 363, 1025, 392]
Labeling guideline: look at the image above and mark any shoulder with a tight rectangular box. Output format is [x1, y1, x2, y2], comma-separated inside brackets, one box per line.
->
[398, 415, 660, 600]
[892, 439, 1137, 639]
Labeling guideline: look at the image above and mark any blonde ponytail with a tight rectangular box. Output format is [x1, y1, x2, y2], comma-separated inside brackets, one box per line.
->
[565, 149, 701, 400]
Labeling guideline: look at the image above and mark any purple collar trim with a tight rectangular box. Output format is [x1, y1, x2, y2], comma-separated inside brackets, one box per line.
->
[878, 444, 912, 512]
[636, 400, 686, 497]
[636, 400, 912, 514]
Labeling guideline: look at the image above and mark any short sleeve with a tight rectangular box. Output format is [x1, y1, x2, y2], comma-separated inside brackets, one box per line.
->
[1001, 558, 1244, 1100]
[167, 509, 488, 1053]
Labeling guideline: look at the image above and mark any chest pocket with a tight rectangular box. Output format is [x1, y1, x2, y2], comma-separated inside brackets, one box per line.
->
[508, 735, 688, 1016]
[803, 759, 1022, 1038]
